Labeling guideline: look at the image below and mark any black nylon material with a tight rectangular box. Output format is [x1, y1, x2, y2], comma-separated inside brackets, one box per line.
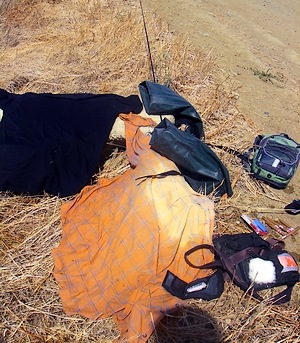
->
[139, 81, 204, 139]
[149, 118, 233, 197]
[0, 89, 142, 196]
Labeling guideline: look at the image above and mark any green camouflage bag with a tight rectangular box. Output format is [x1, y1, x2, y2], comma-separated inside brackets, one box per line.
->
[250, 133, 300, 188]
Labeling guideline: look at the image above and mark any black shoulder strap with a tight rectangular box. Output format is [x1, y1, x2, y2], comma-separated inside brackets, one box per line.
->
[184, 244, 263, 271]
[267, 283, 296, 305]
[254, 134, 264, 146]
[206, 143, 253, 171]
[266, 237, 285, 250]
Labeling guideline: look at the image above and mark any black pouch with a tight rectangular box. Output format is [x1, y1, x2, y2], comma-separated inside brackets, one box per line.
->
[162, 269, 224, 301]
[149, 118, 233, 197]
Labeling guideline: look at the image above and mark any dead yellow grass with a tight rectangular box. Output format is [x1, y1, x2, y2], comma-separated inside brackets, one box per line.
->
[0, 1, 299, 342]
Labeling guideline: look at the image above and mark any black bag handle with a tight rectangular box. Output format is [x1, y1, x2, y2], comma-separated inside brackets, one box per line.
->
[184, 244, 222, 269]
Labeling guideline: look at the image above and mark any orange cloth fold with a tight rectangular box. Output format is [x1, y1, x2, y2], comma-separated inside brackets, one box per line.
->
[52, 113, 215, 342]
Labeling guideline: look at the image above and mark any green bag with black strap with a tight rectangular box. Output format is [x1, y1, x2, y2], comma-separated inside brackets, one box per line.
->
[249, 133, 300, 189]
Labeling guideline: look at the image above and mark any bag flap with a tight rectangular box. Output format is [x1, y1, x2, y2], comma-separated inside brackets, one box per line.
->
[139, 81, 204, 139]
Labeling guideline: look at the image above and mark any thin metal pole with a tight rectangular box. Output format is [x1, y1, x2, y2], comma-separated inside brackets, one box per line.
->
[139, 0, 157, 83]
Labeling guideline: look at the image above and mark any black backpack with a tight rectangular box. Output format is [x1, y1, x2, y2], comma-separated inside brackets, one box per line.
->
[163, 233, 299, 304]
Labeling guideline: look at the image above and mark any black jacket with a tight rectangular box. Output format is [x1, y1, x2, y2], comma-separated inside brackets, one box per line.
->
[0, 89, 142, 196]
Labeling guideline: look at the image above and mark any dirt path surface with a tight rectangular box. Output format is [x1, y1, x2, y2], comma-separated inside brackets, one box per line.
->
[143, 0, 300, 139]
[142, 0, 300, 252]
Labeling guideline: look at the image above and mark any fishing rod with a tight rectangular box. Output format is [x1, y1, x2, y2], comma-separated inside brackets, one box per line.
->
[138, 0, 157, 83]
[139, 0, 165, 122]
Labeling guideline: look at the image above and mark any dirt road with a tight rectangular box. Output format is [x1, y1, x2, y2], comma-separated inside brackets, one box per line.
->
[143, 0, 300, 139]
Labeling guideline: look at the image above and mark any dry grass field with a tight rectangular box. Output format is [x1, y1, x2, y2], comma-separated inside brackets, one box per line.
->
[0, 1, 299, 342]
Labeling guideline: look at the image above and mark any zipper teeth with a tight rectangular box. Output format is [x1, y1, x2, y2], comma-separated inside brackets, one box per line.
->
[264, 144, 299, 163]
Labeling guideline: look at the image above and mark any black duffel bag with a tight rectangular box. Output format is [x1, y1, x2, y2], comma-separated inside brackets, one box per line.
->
[149, 118, 233, 198]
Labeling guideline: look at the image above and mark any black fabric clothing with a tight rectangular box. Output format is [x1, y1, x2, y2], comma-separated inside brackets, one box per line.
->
[0, 89, 142, 197]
